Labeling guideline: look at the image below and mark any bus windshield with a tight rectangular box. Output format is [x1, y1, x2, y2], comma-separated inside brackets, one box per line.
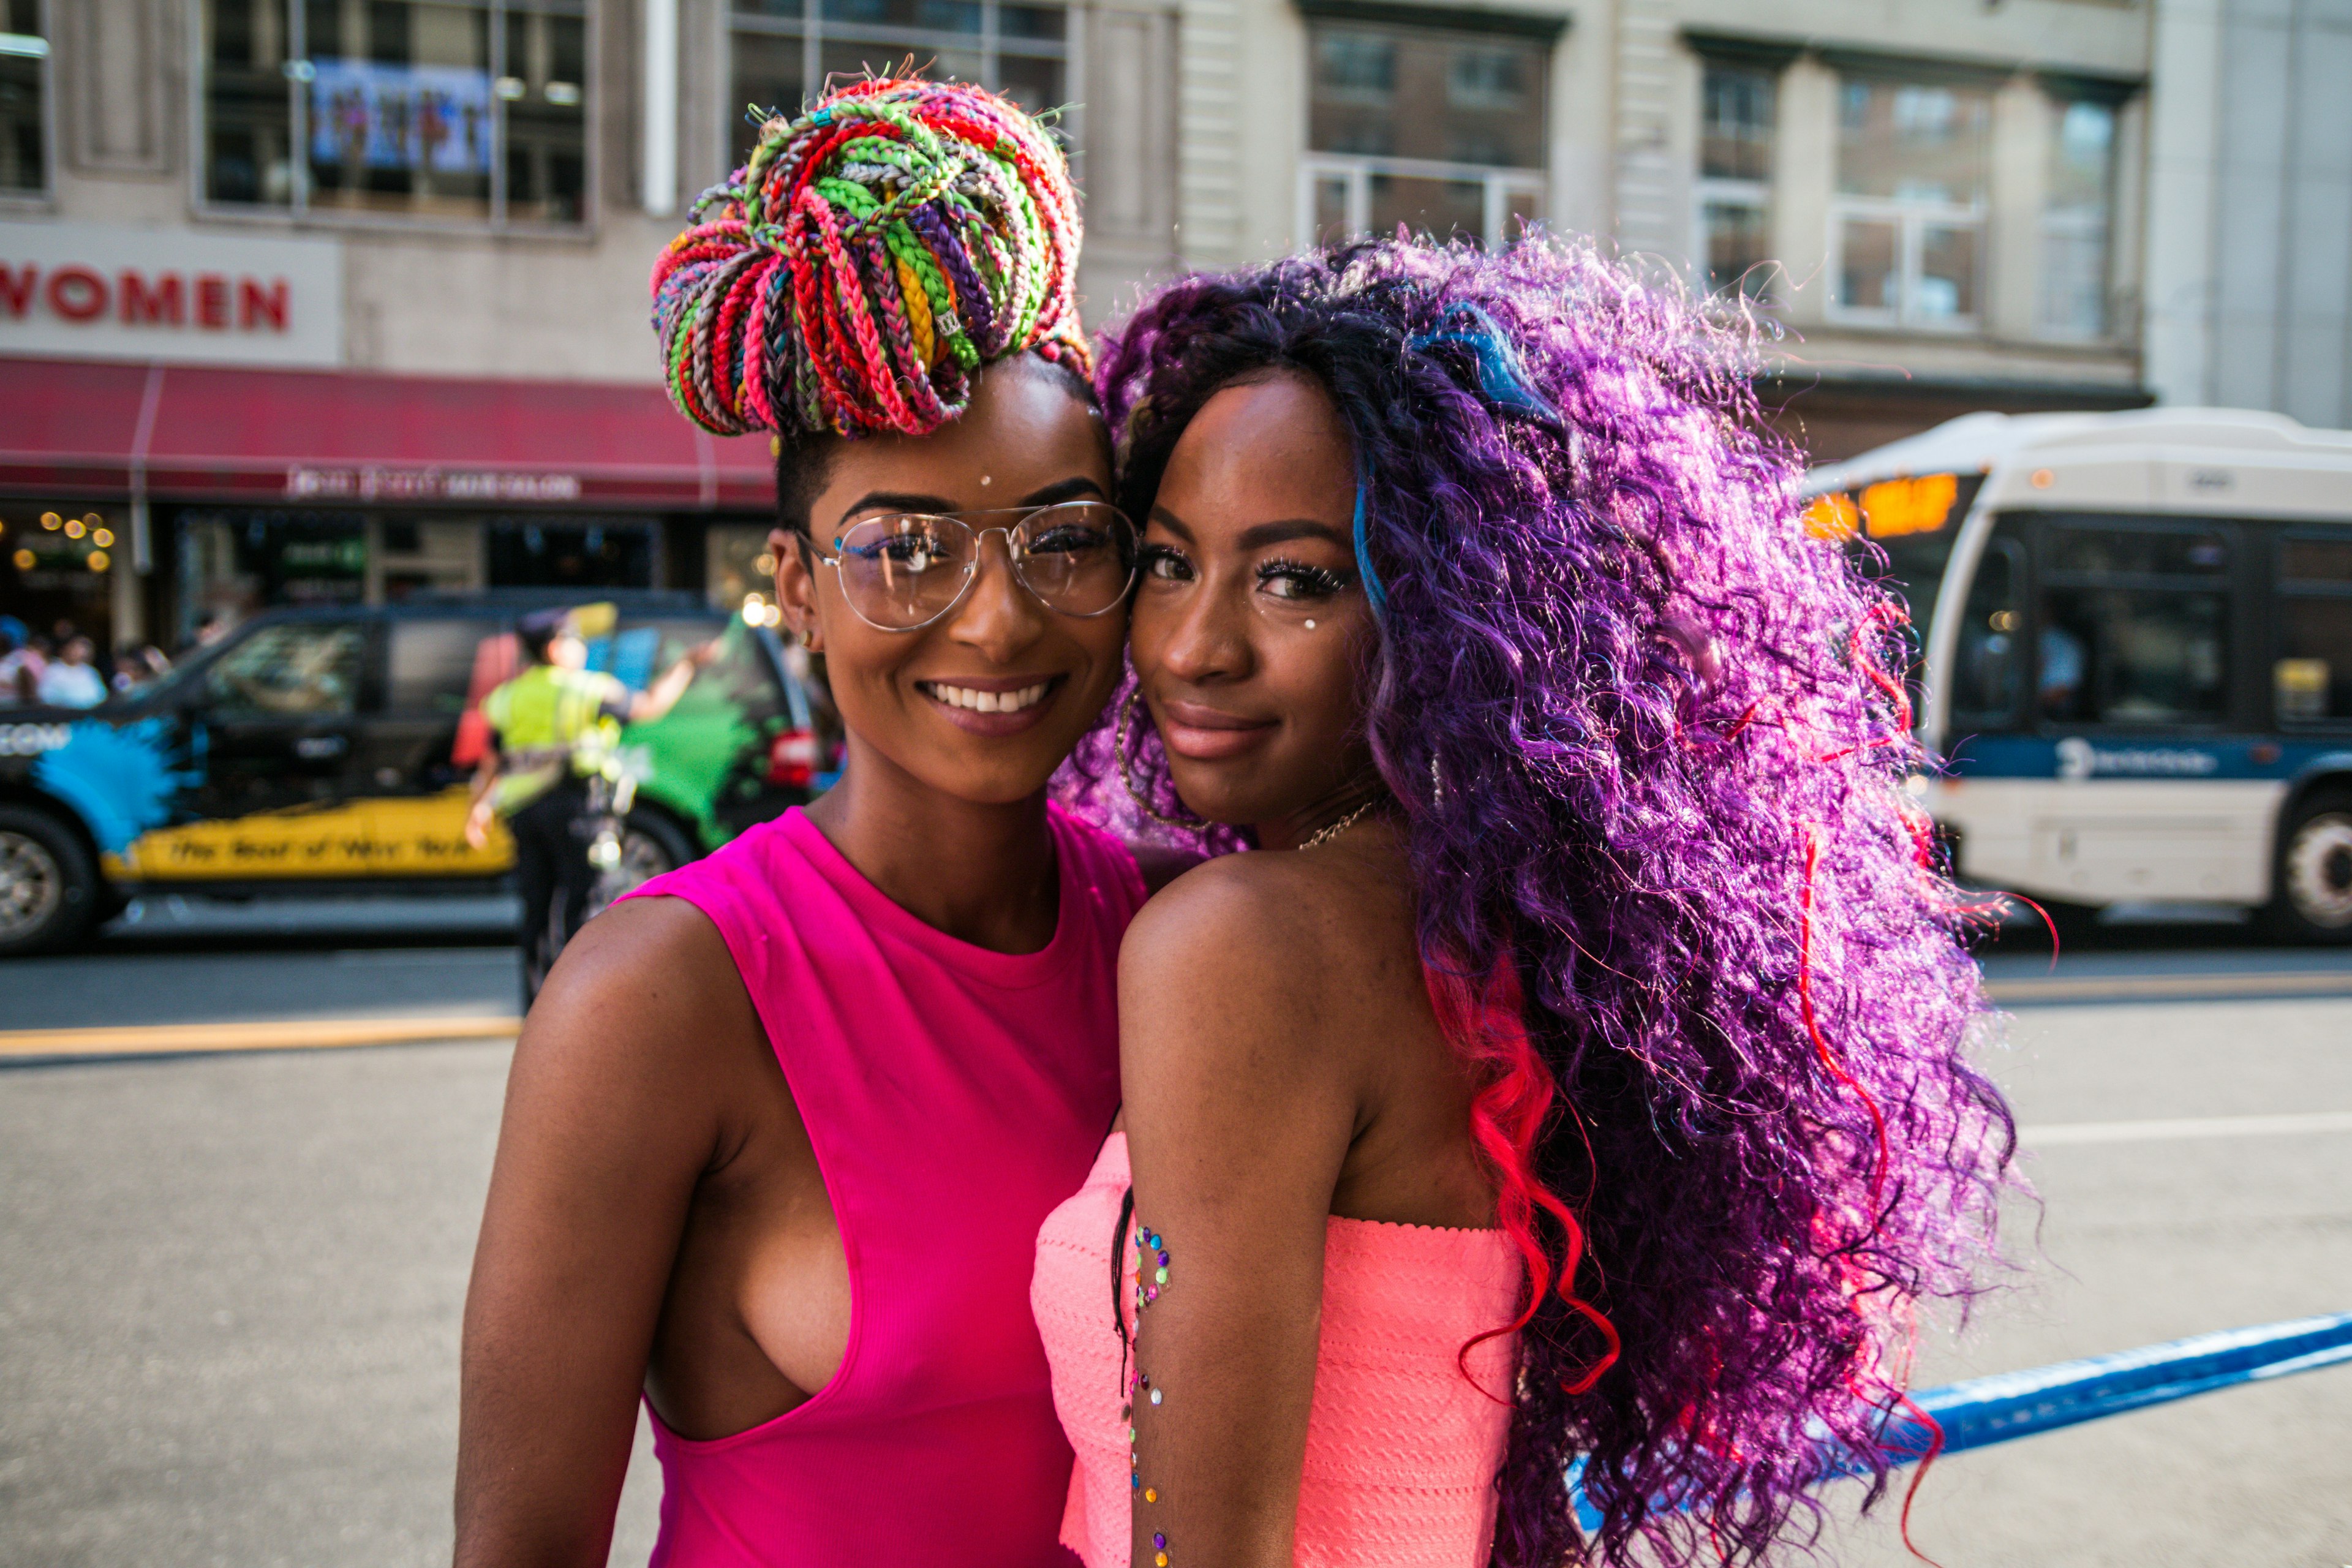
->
[1804, 472, 1985, 655]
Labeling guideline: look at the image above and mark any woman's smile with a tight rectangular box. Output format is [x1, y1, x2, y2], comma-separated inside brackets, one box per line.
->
[914, 672, 1069, 734]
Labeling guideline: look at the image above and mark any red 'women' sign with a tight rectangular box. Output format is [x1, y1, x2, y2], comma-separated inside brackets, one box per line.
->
[0, 265, 292, 331]
[0, 220, 343, 368]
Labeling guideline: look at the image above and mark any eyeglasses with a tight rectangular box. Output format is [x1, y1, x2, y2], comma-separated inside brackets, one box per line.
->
[816, 501, 1139, 633]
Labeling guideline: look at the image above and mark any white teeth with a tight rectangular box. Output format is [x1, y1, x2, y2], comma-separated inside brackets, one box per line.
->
[927, 681, 1051, 714]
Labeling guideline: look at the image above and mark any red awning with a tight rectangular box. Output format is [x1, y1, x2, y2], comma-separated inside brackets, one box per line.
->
[0, 356, 773, 512]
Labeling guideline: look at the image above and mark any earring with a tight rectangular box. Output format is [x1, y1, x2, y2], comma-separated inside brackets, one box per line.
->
[1116, 688, 1205, 831]
[1303, 620, 1317, 630]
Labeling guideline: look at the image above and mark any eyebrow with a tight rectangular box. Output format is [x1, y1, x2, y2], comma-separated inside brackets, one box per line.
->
[835, 475, 1107, 527]
[1147, 510, 1349, 552]
[1018, 475, 1108, 508]
[837, 490, 956, 523]
[1236, 519, 1351, 551]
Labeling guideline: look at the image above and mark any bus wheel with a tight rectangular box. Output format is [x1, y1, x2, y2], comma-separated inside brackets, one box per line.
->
[2267, 793, 2352, 944]
[0, 805, 100, 957]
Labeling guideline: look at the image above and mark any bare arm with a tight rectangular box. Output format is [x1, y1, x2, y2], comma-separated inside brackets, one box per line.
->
[454, 900, 754, 1567]
[1120, 864, 1371, 1568]
[463, 755, 500, 850]
[626, 643, 720, 723]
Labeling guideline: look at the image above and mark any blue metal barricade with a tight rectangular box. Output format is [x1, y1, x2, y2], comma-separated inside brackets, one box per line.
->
[1571, 1311, 2352, 1531]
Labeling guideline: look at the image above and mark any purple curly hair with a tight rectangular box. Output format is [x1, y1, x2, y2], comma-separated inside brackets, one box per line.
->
[1063, 238, 2019, 1565]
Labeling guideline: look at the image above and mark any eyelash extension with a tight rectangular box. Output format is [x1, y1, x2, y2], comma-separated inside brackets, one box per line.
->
[1257, 557, 1350, 598]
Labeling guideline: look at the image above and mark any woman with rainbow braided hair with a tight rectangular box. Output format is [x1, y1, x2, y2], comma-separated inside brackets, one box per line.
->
[459, 78, 1166, 1568]
[1030, 236, 2019, 1568]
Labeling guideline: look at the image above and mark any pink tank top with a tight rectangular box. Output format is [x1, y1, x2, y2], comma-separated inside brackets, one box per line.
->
[624, 805, 1144, 1568]
[1031, 1134, 1522, 1567]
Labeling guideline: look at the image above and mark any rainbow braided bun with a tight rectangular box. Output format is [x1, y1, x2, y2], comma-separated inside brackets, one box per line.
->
[652, 75, 1088, 440]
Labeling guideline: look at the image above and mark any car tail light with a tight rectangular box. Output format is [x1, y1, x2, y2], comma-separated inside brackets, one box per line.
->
[767, 727, 818, 788]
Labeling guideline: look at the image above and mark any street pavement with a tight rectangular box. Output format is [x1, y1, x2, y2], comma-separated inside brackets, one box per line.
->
[0, 909, 2346, 1567]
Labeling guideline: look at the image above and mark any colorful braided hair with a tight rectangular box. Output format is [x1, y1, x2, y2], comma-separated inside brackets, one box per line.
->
[650, 75, 1089, 442]
[1065, 237, 2020, 1565]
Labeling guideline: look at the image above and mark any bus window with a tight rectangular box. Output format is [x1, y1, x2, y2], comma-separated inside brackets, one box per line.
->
[1950, 530, 2025, 729]
[2038, 521, 2230, 727]
[2278, 532, 2352, 725]
[1833, 475, 1985, 660]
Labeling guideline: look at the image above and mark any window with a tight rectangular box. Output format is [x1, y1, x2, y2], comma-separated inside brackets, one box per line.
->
[0, 0, 45, 195]
[200, 0, 588, 226]
[2276, 532, 2352, 726]
[1695, 63, 1774, 299]
[388, 617, 486, 713]
[1831, 78, 1990, 329]
[485, 517, 655, 588]
[2038, 521, 2232, 727]
[206, 622, 366, 717]
[1301, 20, 1547, 250]
[1951, 529, 2027, 729]
[725, 0, 1070, 172]
[2040, 97, 2116, 340]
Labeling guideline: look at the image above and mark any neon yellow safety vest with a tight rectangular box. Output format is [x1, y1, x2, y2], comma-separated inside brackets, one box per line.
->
[479, 665, 629, 814]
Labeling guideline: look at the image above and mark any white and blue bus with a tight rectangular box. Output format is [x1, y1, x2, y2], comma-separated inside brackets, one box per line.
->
[1804, 407, 2352, 942]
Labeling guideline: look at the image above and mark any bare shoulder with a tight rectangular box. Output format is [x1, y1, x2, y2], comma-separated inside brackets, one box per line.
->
[1118, 838, 1419, 1093]
[1123, 840, 1408, 981]
[511, 896, 771, 1121]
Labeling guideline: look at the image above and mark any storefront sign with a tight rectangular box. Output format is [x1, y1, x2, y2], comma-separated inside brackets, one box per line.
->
[285, 467, 582, 502]
[0, 221, 342, 368]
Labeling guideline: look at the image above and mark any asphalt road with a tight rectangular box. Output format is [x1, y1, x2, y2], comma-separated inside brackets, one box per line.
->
[0, 908, 2346, 1567]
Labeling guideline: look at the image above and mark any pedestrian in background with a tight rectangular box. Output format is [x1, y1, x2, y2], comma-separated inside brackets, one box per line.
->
[36, 636, 109, 709]
[0, 617, 36, 705]
[462, 606, 714, 1005]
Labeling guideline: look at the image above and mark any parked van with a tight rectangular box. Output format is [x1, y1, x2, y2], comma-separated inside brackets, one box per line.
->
[0, 591, 825, 955]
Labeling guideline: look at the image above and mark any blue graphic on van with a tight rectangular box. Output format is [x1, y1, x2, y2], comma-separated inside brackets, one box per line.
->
[32, 719, 205, 854]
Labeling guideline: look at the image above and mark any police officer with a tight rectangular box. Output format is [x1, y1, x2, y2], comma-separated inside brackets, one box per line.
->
[464, 607, 715, 1005]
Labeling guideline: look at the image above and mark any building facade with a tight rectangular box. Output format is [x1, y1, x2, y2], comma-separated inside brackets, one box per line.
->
[1172, 0, 2159, 458]
[0, 0, 1179, 652]
[12, 0, 2320, 653]
[2143, 0, 2352, 428]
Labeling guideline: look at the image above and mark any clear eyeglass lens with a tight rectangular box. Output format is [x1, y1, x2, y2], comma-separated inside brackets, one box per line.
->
[1011, 502, 1136, 618]
[835, 514, 972, 629]
[833, 503, 1137, 628]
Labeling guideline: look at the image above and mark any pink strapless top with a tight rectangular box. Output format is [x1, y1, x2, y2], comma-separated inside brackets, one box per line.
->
[1030, 1133, 1521, 1568]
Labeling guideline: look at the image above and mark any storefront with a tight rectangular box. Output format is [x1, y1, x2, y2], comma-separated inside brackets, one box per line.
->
[0, 356, 775, 654]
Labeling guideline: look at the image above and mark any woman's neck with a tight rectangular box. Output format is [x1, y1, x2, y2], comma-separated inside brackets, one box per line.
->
[1255, 771, 1392, 853]
[802, 738, 1061, 956]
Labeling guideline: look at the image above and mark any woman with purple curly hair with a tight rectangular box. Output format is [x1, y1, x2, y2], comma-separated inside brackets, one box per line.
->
[1030, 236, 2019, 1568]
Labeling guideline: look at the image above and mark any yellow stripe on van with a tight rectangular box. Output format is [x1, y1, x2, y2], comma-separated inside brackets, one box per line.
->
[107, 786, 516, 880]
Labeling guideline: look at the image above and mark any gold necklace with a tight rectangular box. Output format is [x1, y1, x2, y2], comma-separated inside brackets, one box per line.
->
[1296, 799, 1376, 851]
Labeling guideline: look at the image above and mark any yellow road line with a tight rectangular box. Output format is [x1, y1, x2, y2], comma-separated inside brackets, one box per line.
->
[6, 965, 2347, 1060]
[1986, 970, 2352, 1003]
[0, 1016, 521, 1060]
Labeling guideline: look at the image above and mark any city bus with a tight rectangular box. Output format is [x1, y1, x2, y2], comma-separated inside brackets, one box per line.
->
[1803, 407, 2352, 942]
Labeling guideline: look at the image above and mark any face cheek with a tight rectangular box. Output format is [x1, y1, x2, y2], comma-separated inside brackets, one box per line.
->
[1054, 603, 1129, 736]
[1265, 615, 1372, 798]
